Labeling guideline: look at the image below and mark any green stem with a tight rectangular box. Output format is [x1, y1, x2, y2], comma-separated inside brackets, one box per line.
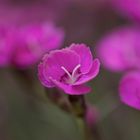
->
[45, 88, 72, 112]
[68, 95, 90, 140]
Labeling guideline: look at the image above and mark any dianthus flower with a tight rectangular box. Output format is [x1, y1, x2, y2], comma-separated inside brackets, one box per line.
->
[97, 26, 140, 72]
[38, 43, 100, 95]
[11, 23, 64, 68]
[119, 71, 140, 110]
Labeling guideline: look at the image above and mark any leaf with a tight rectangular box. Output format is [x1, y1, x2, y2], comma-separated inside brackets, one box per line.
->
[7, 84, 83, 140]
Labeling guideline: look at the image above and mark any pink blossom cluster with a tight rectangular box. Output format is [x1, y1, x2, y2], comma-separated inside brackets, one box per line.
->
[0, 23, 64, 69]
[97, 26, 140, 110]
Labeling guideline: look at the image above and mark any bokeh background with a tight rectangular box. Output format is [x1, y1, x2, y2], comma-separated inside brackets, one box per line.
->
[0, 0, 140, 140]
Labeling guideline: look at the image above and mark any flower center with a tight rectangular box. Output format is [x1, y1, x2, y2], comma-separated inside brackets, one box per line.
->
[61, 64, 81, 84]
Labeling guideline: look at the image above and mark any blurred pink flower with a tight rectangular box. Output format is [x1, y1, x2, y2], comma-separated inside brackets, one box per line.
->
[0, 27, 14, 67]
[96, 26, 140, 72]
[85, 104, 99, 127]
[110, 0, 140, 21]
[11, 23, 64, 68]
[38, 43, 100, 95]
[119, 71, 140, 110]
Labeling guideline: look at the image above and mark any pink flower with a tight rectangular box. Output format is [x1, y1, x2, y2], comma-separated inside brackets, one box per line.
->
[11, 23, 64, 68]
[110, 0, 140, 21]
[38, 44, 100, 95]
[119, 71, 140, 110]
[96, 26, 140, 72]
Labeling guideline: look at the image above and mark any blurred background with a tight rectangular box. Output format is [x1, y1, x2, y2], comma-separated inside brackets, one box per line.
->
[0, 0, 140, 140]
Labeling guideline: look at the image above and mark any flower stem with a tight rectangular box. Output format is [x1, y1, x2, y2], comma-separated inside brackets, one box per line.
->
[68, 95, 86, 117]
[68, 95, 90, 140]
[45, 88, 72, 112]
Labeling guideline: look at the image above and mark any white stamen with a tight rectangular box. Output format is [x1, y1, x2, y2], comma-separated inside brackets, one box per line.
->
[61, 64, 81, 84]
[72, 64, 81, 78]
[61, 66, 72, 79]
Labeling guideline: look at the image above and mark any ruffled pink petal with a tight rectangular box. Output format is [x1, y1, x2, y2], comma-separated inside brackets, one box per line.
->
[74, 59, 100, 85]
[38, 61, 55, 88]
[119, 71, 140, 110]
[50, 78, 91, 95]
[70, 43, 93, 74]
[39, 49, 80, 83]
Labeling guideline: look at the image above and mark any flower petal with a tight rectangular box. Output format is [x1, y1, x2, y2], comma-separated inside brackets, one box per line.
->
[39, 48, 80, 84]
[119, 71, 140, 110]
[74, 59, 100, 85]
[50, 78, 91, 95]
[38, 61, 55, 88]
[70, 43, 93, 74]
